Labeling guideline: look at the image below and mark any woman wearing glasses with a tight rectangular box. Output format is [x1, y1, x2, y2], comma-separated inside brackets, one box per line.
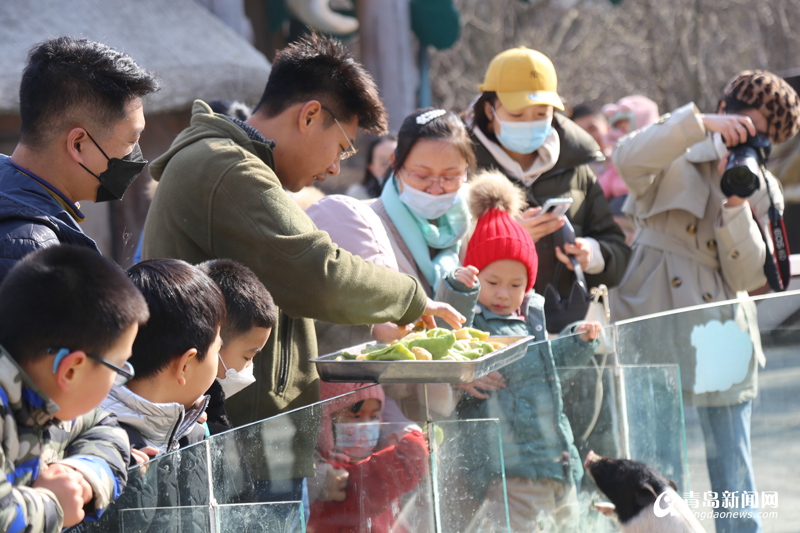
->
[363, 108, 509, 424]
[310, 109, 491, 422]
[370, 108, 475, 298]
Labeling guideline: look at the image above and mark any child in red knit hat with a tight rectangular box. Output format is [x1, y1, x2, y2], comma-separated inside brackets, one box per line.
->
[440, 170, 601, 532]
[307, 381, 429, 533]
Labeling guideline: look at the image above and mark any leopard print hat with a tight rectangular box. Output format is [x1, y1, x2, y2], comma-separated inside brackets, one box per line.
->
[723, 70, 800, 144]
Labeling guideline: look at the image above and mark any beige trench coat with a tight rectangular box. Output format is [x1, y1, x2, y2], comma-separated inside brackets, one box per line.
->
[610, 103, 782, 406]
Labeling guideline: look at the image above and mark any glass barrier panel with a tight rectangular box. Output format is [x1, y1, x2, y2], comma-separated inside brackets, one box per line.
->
[119, 505, 210, 532]
[429, 418, 509, 533]
[74, 440, 212, 532]
[116, 502, 305, 532]
[208, 401, 322, 506]
[205, 384, 442, 532]
[214, 502, 305, 532]
[538, 330, 686, 532]
[615, 291, 800, 532]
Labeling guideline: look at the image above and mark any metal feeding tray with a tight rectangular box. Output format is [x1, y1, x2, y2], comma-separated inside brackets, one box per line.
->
[311, 335, 533, 384]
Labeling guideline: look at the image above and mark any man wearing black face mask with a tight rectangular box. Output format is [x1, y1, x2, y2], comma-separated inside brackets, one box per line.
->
[0, 37, 158, 281]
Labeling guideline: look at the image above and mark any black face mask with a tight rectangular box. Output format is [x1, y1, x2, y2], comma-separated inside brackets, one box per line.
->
[80, 131, 147, 202]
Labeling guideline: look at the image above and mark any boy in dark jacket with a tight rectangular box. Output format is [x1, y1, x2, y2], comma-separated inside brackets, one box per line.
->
[198, 259, 277, 435]
[0, 245, 149, 532]
[88, 259, 227, 533]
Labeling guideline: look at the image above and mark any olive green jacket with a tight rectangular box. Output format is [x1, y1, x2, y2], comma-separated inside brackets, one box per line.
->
[142, 101, 427, 477]
[472, 114, 631, 297]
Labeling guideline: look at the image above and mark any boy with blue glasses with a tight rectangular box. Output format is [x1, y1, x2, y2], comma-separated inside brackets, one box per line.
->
[0, 245, 149, 532]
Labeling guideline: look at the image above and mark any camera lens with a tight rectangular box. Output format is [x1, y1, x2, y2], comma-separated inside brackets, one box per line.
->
[720, 134, 771, 198]
[721, 161, 759, 197]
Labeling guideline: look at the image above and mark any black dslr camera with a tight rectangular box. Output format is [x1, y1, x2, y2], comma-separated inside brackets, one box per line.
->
[720, 133, 771, 198]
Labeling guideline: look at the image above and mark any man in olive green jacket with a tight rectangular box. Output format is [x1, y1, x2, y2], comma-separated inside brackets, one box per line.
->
[141, 35, 461, 484]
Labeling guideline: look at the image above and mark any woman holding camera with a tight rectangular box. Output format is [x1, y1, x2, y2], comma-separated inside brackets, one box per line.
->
[611, 70, 799, 533]
[611, 71, 796, 318]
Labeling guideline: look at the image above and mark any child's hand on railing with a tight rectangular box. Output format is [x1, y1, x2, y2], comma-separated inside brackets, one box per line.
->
[575, 321, 602, 342]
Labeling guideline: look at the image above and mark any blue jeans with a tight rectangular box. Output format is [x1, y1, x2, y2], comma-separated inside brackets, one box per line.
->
[696, 401, 762, 533]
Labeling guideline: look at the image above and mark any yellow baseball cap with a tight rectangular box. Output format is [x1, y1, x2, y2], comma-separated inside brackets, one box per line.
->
[478, 47, 564, 112]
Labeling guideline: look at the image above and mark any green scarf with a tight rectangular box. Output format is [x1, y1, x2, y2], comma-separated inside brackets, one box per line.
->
[380, 174, 470, 290]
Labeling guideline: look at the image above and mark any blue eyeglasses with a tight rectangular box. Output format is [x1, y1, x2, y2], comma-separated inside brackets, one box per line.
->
[48, 347, 135, 386]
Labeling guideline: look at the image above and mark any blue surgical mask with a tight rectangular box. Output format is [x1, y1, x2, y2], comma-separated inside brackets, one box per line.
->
[398, 174, 462, 220]
[333, 421, 380, 460]
[494, 114, 553, 154]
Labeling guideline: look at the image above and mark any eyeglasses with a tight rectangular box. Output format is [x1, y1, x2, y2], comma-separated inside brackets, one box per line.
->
[48, 347, 135, 386]
[321, 105, 358, 161]
[400, 168, 467, 192]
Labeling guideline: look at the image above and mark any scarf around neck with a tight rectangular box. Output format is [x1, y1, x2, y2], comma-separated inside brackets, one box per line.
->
[380, 174, 470, 290]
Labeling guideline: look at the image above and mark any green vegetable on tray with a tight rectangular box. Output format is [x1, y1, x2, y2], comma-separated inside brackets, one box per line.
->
[339, 327, 506, 362]
[407, 331, 456, 359]
[365, 343, 415, 361]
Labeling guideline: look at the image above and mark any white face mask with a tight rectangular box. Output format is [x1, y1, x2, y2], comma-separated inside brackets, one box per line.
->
[217, 354, 256, 398]
[332, 421, 380, 460]
[398, 175, 462, 220]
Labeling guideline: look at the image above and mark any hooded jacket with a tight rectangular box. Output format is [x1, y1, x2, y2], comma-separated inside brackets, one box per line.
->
[0, 156, 99, 282]
[307, 431, 428, 533]
[141, 101, 427, 478]
[0, 347, 130, 533]
[100, 386, 207, 454]
[471, 114, 631, 298]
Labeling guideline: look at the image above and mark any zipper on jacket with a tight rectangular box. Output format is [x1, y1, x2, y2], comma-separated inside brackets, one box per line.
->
[277, 315, 292, 394]
[166, 412, 183, 452]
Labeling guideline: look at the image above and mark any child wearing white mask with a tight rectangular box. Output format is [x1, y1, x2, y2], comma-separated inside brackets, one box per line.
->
[308, 381, 430, 533]
[198, 259, 276, 435]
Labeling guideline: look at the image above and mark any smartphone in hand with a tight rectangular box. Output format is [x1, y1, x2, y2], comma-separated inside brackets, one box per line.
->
[534, 197, 573, 218]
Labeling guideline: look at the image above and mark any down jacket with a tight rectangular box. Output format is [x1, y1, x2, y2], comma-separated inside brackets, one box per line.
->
[0, 156, 98, 282]
[82, 386, 209, 533]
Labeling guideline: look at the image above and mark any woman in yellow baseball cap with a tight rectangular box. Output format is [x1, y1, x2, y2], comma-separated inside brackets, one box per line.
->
[467, 46, 630, 308]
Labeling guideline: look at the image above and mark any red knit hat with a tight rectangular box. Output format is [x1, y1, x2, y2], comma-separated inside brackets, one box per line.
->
[463, 207, 538, 293]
